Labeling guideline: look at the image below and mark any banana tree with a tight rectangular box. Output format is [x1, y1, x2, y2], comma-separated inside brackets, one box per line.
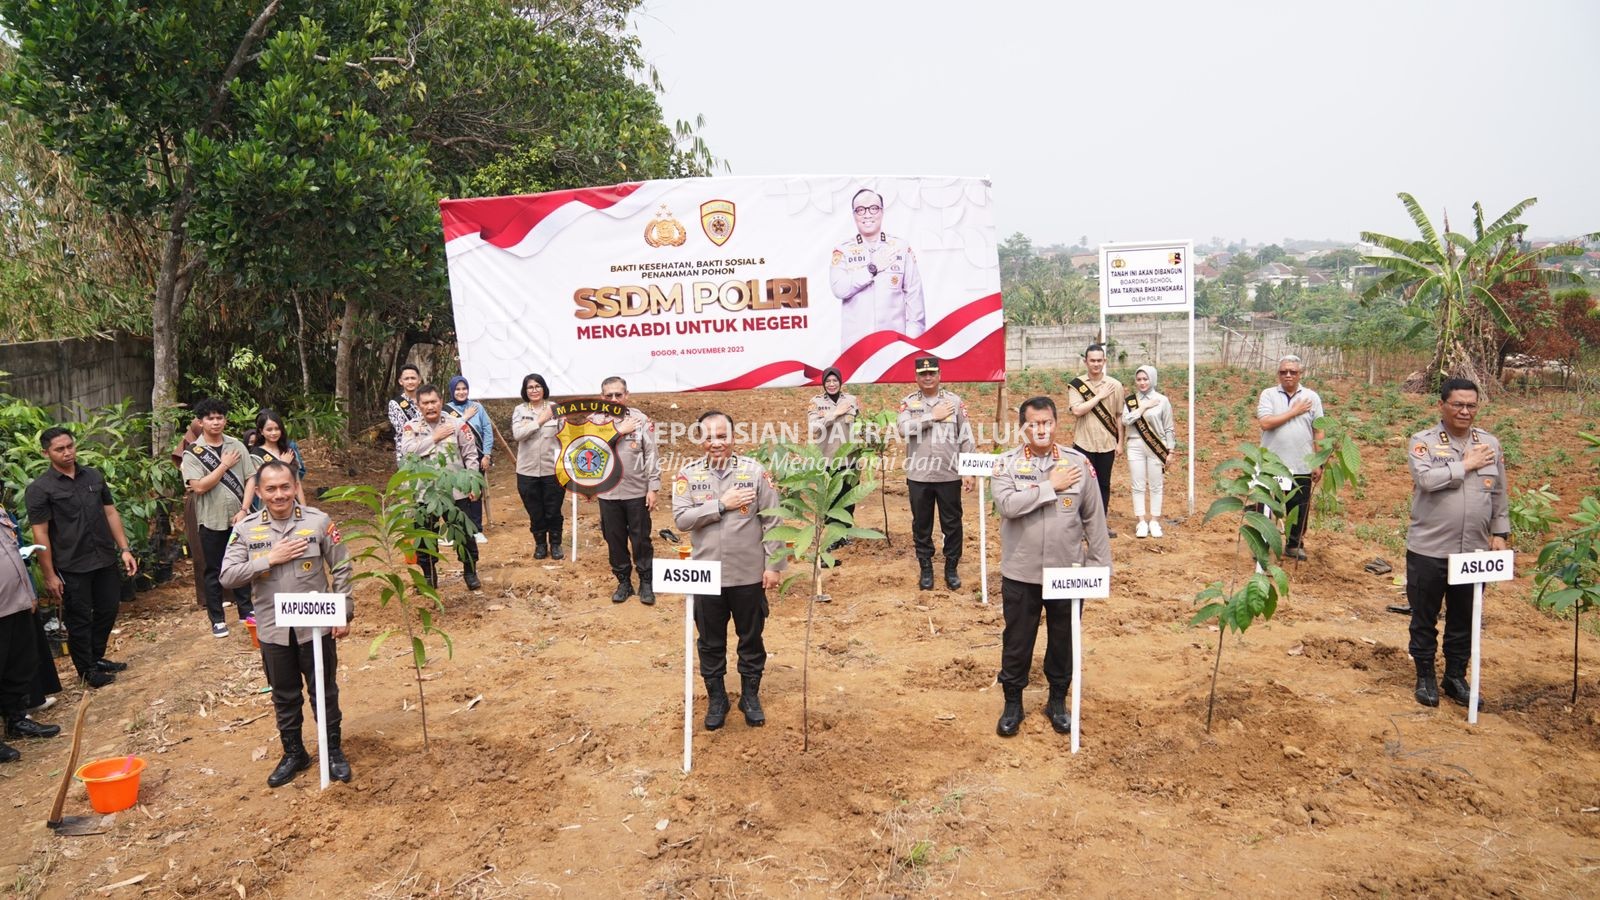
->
[761, 442, 883, 750]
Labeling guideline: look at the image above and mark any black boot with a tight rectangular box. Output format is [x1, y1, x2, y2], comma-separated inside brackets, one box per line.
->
[550, 534, 564, 560]
[704, 677, 730, 731]
[6, 715, 61, 739]
[944, 559, 961, 590]
[326, 725, 352, 783]
[1414, 661, 1439, 708]
[996, 684, 1023, 737]
[1442, 660, 1480, 707]
[464, 568, 482, 591]
[268, 734, 313, 788]
[0, 741, 17, 763]
[534, 536, 549, 560]
[611, 575, 633, 603]
[918, 559, 934, 591]
[638, 575, 657, 607]
[738, 676, 765, 726]
[1045, 685, 1072, 734]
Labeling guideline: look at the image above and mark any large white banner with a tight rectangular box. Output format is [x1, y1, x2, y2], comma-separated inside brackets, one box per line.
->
[440, 176, 1004, 397]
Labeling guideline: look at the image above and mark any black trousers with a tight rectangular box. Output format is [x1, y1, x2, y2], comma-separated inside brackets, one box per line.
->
[259, 628, 341, 739]
[0, 609, 37, 718]
[999, 577, 1075, 690]
[199, 526, 253, 625]
[29, 608, 62, 707]
[1073, 446, 1115, 516]
[694, 583, 768, 679]
[517, 474, 564, 541]
[600, 496, 653, 581]
[417, 501, 479, 586]
[1284, 474, 1313, 549]
[1407, 551, 1476, 667]
[61, 565, 121, 676]
[908, 479, 962, 562]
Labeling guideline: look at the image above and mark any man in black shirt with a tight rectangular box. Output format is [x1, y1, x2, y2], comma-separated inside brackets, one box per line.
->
[24, 427, 138, 687]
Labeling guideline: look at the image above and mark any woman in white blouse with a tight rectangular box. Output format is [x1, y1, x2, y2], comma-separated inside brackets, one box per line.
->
[1122, 364, 1178, 538]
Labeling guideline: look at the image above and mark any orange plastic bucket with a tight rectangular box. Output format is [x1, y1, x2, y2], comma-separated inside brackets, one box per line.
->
[244, 618, 260, 649]
[76, 756, 147, 813]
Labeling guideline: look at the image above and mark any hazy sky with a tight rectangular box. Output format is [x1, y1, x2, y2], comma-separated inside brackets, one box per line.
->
[633, 1, 1599, 247]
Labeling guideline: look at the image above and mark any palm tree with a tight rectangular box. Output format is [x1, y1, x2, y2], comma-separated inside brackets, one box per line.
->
[1360, 193, 1595, 392]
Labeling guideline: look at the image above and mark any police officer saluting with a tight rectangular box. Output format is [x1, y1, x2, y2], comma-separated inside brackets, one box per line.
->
[672, 411, 786, 730]
[989, 397, 1111, 737]
[220, 461, 354, 787]
[897, 356, 975, 590]
[1404, 378, 1509, 708]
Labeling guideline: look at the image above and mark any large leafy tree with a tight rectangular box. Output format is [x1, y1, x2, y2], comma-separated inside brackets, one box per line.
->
[1359, 193, 1596, 392]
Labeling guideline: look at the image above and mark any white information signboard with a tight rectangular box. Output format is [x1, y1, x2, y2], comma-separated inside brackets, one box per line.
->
[1040, 565, 1111, 754]
[959, 453, 999, 605]
[1447, 549, 1514, 724]
[655, 559, 721, 773]
[272, 592, 348, 789]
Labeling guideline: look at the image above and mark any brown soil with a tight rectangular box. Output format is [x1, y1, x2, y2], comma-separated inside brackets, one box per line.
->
[3, 374, 1597, 898]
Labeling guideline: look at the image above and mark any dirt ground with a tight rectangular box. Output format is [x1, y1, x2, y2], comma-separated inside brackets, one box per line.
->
[3, 372, 1598, 898]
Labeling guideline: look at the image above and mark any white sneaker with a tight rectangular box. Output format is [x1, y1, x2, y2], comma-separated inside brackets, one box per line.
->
[1150, 520, 1164, 538]
[474, 533, 488, 545]
[1135, 521, 1149, 539]
[438, 538, 454, 549]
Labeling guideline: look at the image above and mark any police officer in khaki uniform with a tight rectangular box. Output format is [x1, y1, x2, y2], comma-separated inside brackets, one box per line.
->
[990, 397, 1111, 737]
[807, 367, 860, 556]
[220, 460, 354, 787]
[400, 384, 483, 591]
[596, 377, 662, 605]
[1404, 377, 1510, 708]
[898, 356, 975, 590]
[672, 411, 786, 730]
[828, 189, 926, 344]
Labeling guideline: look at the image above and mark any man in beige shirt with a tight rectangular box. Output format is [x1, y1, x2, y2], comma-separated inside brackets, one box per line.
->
[1067, 343, 1125, 536]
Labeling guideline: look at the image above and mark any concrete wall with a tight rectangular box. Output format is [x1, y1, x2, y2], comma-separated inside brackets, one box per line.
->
[0, 333, 153, 419]
[1006, 317, 1384, 379]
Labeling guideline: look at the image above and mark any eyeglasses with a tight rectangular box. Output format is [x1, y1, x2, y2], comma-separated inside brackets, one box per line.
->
[1445, 401, 1478, 411]
[852, 205, 883, 216]
[602, 392, 625, 399]
[1278, 369, 1301, 376]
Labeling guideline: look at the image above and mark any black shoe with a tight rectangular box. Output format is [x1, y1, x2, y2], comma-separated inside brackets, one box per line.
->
[464, 571, 482, 591]
[704, 677, 730, 731]
[1045, 687, 1072, 734]
[267, 740, 313, 788]
[1286, 546, 1308, 561]
[638, 581, 657, 606]
[1414, 672, 1439, 708]
[1107, 528, 1118, 539]
[550, 539, 565, 560]
[1442, 663, 1480, 707]
[95, 659, 128, 673]
[326, 727, 352, 783]
[612, 577, 633, 603]
[82, 670, 115, 688]
[0, 741, 18, 763]
[944, 562, 961, 591]
[918, 560, 934, 591]
[738, 676, 765, 726]
[534, 538, 549, 560]
[6, 715, 61, 739]
[996, 685, 1023, 737]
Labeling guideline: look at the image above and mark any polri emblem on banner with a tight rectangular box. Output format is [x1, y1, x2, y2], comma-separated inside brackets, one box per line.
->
[700, 199, 736, 247]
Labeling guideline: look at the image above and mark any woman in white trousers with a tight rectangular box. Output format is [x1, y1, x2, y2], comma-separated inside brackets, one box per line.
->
[1123, 365, 1177, 538]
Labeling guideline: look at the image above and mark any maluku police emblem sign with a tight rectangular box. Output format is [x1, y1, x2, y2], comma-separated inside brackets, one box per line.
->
[553, 399, 628, 496]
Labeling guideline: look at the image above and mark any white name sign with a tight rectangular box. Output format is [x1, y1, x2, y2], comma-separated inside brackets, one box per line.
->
[1042, 566, 1111, 600]
[653, 560, 722, 595]
[958, 452, 999, 477]
[1447, 550, 1515, 585]
[274, 592, 348, 628]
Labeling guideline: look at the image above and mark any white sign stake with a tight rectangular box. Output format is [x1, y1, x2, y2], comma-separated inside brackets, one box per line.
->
[655, 561, 721, 773]
[571, 493, 579, 562]
[959, 453, 998, 605]
[1043, 566, 1111, 754]
[275, 592, 348, 790]
[1448, 549, 1513, 725]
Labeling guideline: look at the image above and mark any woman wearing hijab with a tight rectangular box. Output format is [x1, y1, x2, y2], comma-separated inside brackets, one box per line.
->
[510, 373, 564, 559]
[447, 375, 493, 541]
[806, 367, 861, 557]
[1122, 364, 1178, 538]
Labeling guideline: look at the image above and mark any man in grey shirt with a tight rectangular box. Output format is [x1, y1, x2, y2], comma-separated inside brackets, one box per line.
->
[1256, 355, 1324, 560]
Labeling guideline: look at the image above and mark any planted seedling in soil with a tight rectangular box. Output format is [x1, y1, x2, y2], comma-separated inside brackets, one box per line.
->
[1533, 496, 1600, 704]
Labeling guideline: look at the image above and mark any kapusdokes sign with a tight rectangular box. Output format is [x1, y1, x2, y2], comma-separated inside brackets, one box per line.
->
[439, 176, 1003, 396]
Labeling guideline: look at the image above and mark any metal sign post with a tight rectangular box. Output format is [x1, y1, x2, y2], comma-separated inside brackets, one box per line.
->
[655, 559, 721, 772]
[1042, 565, 1111, 753]
[274, 592, 349, 790]
[1447, 549, 1514, 724]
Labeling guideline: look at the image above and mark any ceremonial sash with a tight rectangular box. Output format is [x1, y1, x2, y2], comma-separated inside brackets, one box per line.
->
[192, 442, 245, 503]
[1069, 377, 1119, 438]
[1123, 394, 1171, 464]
